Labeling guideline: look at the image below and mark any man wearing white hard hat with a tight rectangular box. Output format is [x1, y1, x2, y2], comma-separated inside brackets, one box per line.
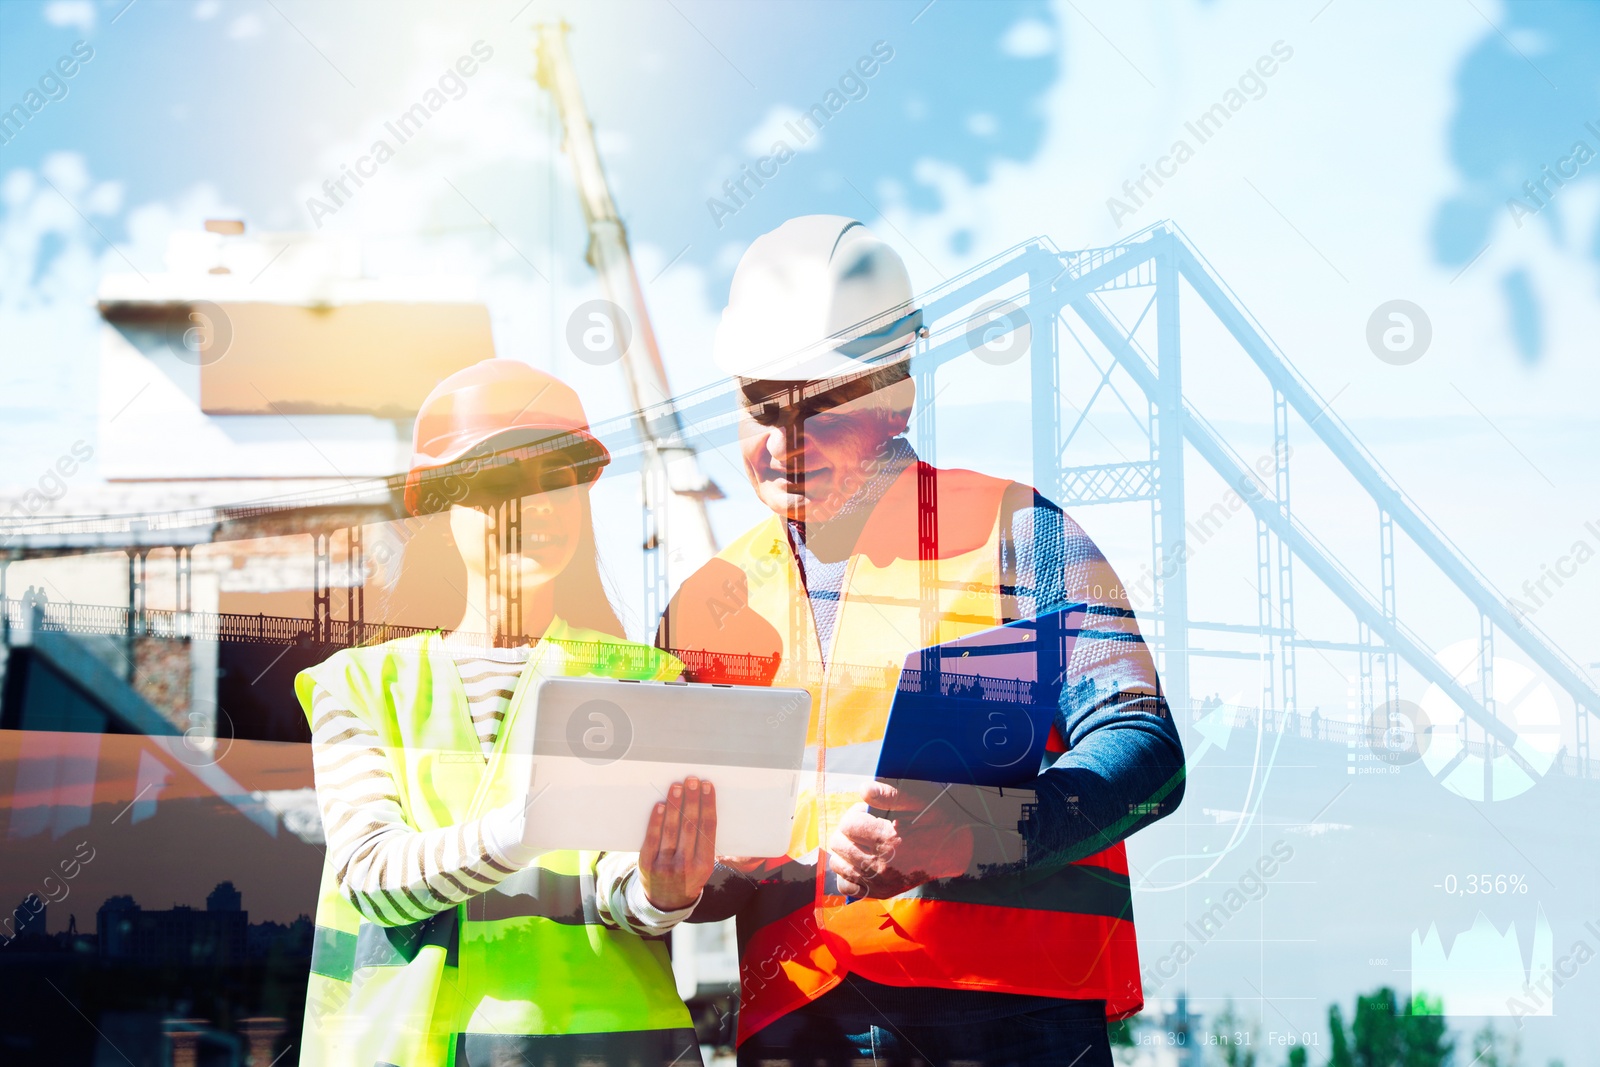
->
[658, 216, 1185, 1065]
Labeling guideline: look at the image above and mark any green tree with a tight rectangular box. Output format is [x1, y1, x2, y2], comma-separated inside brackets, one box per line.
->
[1212, 1001, 1257, 1067]
[1351, 988, 1406, 1064]
[1395, 994, 1451, 1067]
[1287, 1047, 1308, 1067]
[1325, 987, 1453, 1067]
[1469, 1021, 1521, 1067]
[1328, 1004, 1354, 1067]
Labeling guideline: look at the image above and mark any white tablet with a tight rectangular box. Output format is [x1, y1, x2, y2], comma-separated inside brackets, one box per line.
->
[509, 676, 812, 857]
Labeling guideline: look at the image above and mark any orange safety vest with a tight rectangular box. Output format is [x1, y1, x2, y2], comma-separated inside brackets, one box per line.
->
[663, 461, 1143, 1042]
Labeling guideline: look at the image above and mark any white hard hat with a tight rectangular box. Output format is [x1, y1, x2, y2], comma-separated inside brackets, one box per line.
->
[713, 215, 922, 382]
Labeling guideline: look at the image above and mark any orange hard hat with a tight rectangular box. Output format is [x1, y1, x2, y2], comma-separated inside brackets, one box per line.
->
[403, 359, 610, 515]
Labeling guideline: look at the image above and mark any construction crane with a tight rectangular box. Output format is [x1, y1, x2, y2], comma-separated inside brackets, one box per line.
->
[534, 24, 740, 1010]
[534, 22, 721, 616]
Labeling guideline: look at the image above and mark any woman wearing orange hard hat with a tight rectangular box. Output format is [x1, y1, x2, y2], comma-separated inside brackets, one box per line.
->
[296, 358, 715, 1066]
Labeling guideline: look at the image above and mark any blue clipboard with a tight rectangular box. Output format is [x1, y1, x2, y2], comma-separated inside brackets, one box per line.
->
[872, 610, 1076, 788]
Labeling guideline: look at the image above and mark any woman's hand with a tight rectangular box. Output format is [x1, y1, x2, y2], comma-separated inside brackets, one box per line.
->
[638, 777, 717, 912]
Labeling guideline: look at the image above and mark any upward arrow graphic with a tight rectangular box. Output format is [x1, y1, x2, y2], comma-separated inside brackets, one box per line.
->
[1188, 701, 1238, 764]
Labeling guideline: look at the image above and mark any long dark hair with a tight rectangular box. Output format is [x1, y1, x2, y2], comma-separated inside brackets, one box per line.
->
[374, 488, 625, 641]
[549, 488, 625, 638]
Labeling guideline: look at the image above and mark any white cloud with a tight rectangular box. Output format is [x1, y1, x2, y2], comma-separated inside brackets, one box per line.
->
[0, 154, 201, 478]
[966, 112, 997, 137]
[1506, 29, 1549, 55]
[1000, 17, 1055, 58]
[39, 152, 94, 199]
[228, 12, 263, 40]
[82, 178, 125, 216]
[0, 153, 226, 319]
[193, 0, 221, 20]
[43, 0, 94, 32]
[741, 104, 823, 156]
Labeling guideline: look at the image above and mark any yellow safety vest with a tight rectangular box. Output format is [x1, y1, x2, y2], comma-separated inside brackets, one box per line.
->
[663, 462, 1143, 1041]
[296, 621, 700, 1067]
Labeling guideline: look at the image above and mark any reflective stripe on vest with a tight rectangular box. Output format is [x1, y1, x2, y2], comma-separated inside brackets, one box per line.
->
[295, 623, 698, 1067]
[663, 462, 1143, 1042]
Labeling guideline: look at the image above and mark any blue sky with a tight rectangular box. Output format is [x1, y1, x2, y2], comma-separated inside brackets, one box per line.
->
[7, 0, 1591, 649]
[4, 0, 1596, 421]
[0, 0, 1057, 458]
[0, 0, 1059, 251]
[3, 6, 1597, 682]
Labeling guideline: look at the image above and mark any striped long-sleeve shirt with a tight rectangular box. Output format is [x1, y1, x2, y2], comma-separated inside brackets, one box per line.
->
[309, 644, 692, 935]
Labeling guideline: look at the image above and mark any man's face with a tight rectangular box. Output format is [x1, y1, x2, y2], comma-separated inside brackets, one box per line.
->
[736, 373, 913, 524]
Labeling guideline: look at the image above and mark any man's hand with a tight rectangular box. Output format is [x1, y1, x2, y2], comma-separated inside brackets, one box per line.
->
[638, 777, 717, 911]
[827, 779, 974, 899]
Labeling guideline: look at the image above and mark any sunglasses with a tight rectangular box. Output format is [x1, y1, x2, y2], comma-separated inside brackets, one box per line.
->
[739, 366, 909, 429]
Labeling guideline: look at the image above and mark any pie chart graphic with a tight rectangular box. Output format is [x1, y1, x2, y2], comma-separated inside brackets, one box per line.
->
[1419, 640, 1562, 802]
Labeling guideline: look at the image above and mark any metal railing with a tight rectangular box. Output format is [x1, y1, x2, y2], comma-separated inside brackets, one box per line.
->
[0, 597, 787, 684]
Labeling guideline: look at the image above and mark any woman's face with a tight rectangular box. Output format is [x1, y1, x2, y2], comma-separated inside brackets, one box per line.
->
[449, 484, 587, 591]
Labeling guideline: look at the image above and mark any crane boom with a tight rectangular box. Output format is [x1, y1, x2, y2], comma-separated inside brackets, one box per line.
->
[534, 22, 721, 593]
